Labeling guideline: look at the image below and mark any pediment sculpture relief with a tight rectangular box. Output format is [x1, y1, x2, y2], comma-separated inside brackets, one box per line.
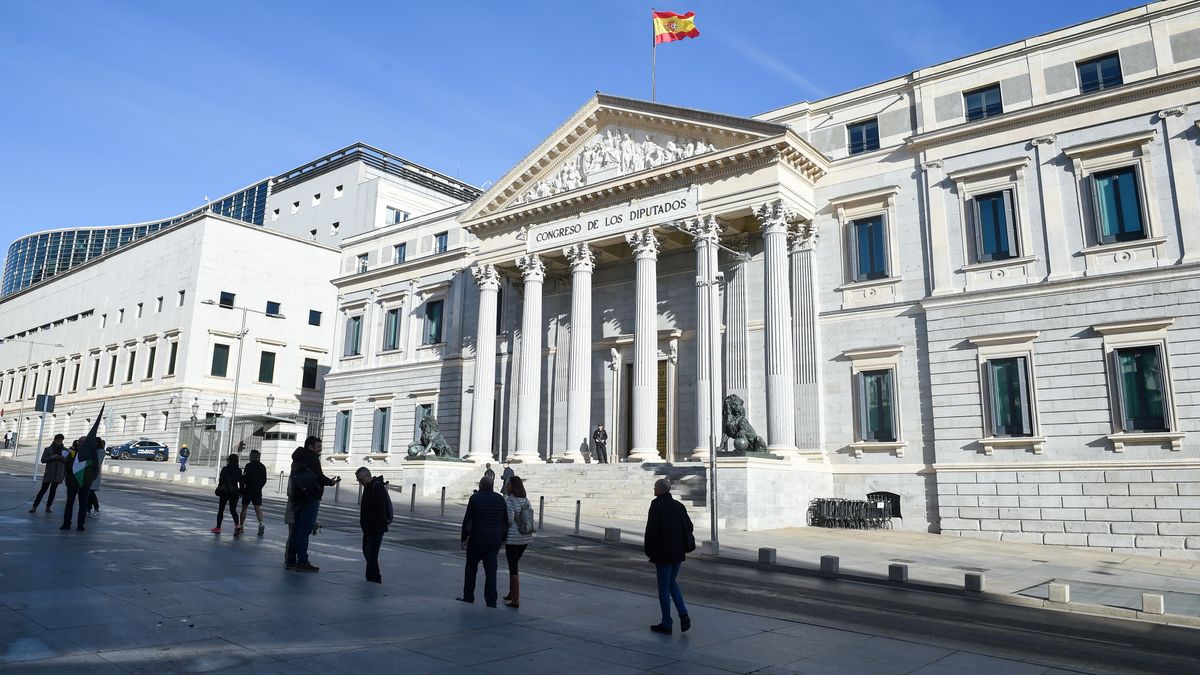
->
[511, 127, 717, 206]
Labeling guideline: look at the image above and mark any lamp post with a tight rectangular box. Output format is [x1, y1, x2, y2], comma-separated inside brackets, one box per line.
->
[202, 300, 285, 456]
[266, 394, 275, 416]
[2, 338, 64, 480]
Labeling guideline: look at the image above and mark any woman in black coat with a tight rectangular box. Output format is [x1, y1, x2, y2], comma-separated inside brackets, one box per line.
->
[212, 454, 242, 535]
[644, 478, 693, 635]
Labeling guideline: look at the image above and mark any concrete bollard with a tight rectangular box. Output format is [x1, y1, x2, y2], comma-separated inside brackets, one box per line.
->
[965, 572, 985, 593]
[334, 480, 340, 503]
[603, 527, 621, 543]
[538, 495, 545, 530]
[278, 472, 284, 494]
[758, 547, 777, 564]
[357, 484, 363, 505]
[1048, 582, 1070, 604]
[1142, 593, 1165, 615]
[574, 500, 581, 534]
[819, 555, 839, 578]
[888, 563, 909, 583]
[410, 484, 416, 513]
[440, 487, 446, 517]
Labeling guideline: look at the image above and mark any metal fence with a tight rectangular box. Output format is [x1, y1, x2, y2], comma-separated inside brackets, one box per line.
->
[176, 412, 323, 469]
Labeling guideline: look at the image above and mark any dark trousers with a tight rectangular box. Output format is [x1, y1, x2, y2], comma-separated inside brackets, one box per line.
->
[463, 544, 501, 606]
[33, 482, 59, 509]
[287, 500, 320, 564]
[87, 490, 99, 512]
[216, 494, 239, 527]
[505, 543, 527, 575]
[362, 530, 384, 582]
[62, 485, 89, 528]
[594, 443, 608, 464]
[655, 562, 688, 627]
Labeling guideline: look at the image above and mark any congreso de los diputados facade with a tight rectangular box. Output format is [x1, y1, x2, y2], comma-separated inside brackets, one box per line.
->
[6, 1, 1200, 558]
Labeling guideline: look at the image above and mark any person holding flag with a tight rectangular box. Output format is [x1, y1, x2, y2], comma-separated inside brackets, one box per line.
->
[60, 407, 104, 532]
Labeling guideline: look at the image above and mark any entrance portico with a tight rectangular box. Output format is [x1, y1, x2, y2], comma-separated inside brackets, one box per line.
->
[460, 94, 828, 465]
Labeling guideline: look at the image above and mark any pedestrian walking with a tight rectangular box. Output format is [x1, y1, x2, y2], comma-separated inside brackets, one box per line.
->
[31, 434, 67, 513]
[285, 436, 339, 572]
[3, 430, 11, 449]
[644, 478, 693, 635]
[86, 441, 105, 514]
[592, 424, 608, 464]
[238, 449, 268, 536]
[178, 443, 190, 472]
[212, 453, 242, 534]
[356, 466, 392, 583]
[500, 462, 515, 495]
[503, 475, 535, 608]
[483, 463, 496, 483]
[458, 475, 508, 607]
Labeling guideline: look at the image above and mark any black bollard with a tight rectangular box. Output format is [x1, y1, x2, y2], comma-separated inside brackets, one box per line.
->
[538, 495, 545, 530]
[574, 499, 581, 534]
[440, 486, 446, 517]
[410, 484, 416, 513]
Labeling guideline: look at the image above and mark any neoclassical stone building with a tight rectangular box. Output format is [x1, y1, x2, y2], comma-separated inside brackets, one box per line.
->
[325, 0, 1200, 557]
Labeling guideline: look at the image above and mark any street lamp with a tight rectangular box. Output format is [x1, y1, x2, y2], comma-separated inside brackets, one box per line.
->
[1, 338, 64, 481]
[191, 400, 200, 420]
[201, 299, 285, 455]
[266, 394, 275, 415]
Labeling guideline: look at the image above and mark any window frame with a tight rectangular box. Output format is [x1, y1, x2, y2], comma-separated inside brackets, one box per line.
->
[265, 300, 281, 317]
[1064, 130, 1161, 256]
[848, 214, 890, 281]
[308, 310, 322, 327]
[219, 291, 236, 309]
[1090, 165, 1147, 244]
[372, 406, 391, 454]
[210, 343, 231, 378]
[393, 243, 407, 264]
[842, 345, 906, 457]
[1076, 53, 1123, 94]
[963, 83, 1003, 122]
[970, 190, 1019, 262]
[383, 307, 402, 352]
[434, 232, 449, 254]
[1093, 318, 1183, 452]
[258, 350, 276, 384]
[301, 357, 319, 390]
[423, 299, 445, 345]
[344, 314, 363, 357]
[356, 254, 369, 273]
[334, 409, 351, 453]
[846, 118, 880, 156]
[967, 331, 1044, 454]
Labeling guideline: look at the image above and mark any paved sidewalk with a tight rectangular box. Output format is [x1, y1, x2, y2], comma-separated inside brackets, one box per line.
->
[0, 469, 1091, 674]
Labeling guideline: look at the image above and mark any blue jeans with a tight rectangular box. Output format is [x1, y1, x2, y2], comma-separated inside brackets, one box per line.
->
[288, 500, 320, 564]
[655, 562, 687, 627]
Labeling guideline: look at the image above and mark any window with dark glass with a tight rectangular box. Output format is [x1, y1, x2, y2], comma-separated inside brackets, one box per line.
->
[357, 254, 368, 273]
[386, 206, 408, 225]
[308, 310, 322, 326]
[335, 410, 351, 453]
[125, 351, 137, 382]
[972, 190, 1017, 261]
[1092, 166, 1145, 244]
[384, 308, 402, 351]
[847, 118, 880, 155]
[373, 407, 391, 453]
[424, 300, 444, 344]
[107, 354, 117, 385]
[265, 301, 281, 316]
[434, 232, 449, 254]
[91, 358, 100, 388]
[258, 351, 276, 384]
[963, 84, 1002, 122]
[302, 357, 319, 389]
[219, 291, 235, 309]
[72, 363, 80, 391]
[145, 345, 156, 379]
[850, 215, 888, 281]
[1113, 345, 1168, 432]
[984, 357, 1033, 437]
[393, 243, 407, 264]
[1077, 53, 1122, 94]
[167, 342, 178, 376]
[211, 344, 230, 377]
[345, 316, 363, 356]
[855, 369, 896, 442]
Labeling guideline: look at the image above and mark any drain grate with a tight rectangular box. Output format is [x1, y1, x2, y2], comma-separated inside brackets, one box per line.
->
[953, 565, 990, 573]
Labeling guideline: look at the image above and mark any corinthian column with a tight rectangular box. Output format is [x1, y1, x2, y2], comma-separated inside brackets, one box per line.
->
[512, 254, 545, 462]
[683, 215, 722, 461]
[561, 243, 595, 462]
[625, 229, 661, 462]
[755, 201, 799, 460]
[464, 264, 500, 462]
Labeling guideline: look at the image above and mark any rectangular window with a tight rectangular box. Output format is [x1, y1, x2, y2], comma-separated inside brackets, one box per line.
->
[219, 291, 236, 309]
[1077, 53, 1122, 94]
[963, 84, 1003, 121]
[136, 303, 143, 318]
[118, 308, 124, 323]
[1113, 345, 1168, 432]
[101, 313, 107, 328]
[211, 344, 230, 377]
[984, 357, 1033, 437]
[855, 369, 896, 442]
[57, 367, 65, 394]
[1092, 166, 1145, 244]
[434, 232, 449, 254]
[72, 363, 80, 391]
[393, 243, 407, 264]
[178, 290, 185, 307]
[266, 300, 281, 316]
[156, 296, 163, 312]
[383, 308, 402, 351]
[302, 357, 319, 389]
[335, 410, 351, 453]
[145, 345, 156, 379]
[308, 310, 322, 326]
[30, 372, 38, 399]
[167, 342, 178, 376]
[107, 354, 117, 386]
[91, 358, 100, 388]
[972, 190, 1017, 261]
[344, 316, 363, 356]
[372, 407, 391, 453]
[850, 215, 888, 281]
[357, 254, 368, 273]
[386, 206, 408, 224]
[424, 300, 444, 345]
[847, 118, 879, 155]
[258, 351, 276, 384]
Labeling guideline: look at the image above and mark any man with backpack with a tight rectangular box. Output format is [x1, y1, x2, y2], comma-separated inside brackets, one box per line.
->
[285, 436, 340, 572]
[356, 467, 392, 584]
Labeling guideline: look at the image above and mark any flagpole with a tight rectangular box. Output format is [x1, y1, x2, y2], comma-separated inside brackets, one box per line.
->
[651, 9, 657, 101]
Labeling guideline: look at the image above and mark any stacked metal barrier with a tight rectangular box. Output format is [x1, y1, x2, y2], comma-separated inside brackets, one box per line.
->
[806, 497, 893, 529]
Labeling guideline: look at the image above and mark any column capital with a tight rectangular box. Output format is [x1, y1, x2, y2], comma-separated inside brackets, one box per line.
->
[563, 243, 596, 272]
[625, 229, 660, 259]
[787, 221, 819, 253]
[754, 199, 799, 234]
[681, 214, 722, 245]
[1030, 134, 1058, 147]
[516, 253, 545, 281]
[1158, 105, 1189, 120]
[471, 263, 502, 291]
[920, 159, 945, 171]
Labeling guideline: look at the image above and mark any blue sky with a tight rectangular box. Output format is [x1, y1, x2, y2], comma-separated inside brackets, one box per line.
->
[0, 0, 1139, 245]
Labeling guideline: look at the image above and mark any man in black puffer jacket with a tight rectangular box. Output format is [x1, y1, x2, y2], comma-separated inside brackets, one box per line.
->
[286, 436, 339, 572]
[458, 476, 508, 607]
[644, 478, 693, 635]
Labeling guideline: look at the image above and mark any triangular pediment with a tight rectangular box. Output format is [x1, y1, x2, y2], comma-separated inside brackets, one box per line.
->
[461, 94, 794, 228]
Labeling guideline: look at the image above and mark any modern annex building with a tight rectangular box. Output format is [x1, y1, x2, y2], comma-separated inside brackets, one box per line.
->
[323, 0, 1200, 558]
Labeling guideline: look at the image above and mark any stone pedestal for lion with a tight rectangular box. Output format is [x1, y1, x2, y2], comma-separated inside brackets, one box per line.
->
[700, 456, 834, 530]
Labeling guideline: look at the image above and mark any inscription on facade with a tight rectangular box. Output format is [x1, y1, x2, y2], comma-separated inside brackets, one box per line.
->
[525, 187, 699, 253]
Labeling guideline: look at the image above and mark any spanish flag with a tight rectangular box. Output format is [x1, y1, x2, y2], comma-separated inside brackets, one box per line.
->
[653, 10, 699, 44]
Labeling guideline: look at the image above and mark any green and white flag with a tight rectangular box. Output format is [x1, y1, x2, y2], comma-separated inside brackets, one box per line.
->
[73, 405, 104, 490]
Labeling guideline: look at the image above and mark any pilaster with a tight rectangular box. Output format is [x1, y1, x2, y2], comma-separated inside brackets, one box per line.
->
[1158, 107, 1200, 263]
[1031, 134, 1074, 281]
[789, 224, 825, 460]
[922, 160, 955, 295]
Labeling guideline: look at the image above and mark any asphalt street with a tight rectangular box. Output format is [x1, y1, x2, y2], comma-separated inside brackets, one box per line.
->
[0, 460, 1196, 673]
